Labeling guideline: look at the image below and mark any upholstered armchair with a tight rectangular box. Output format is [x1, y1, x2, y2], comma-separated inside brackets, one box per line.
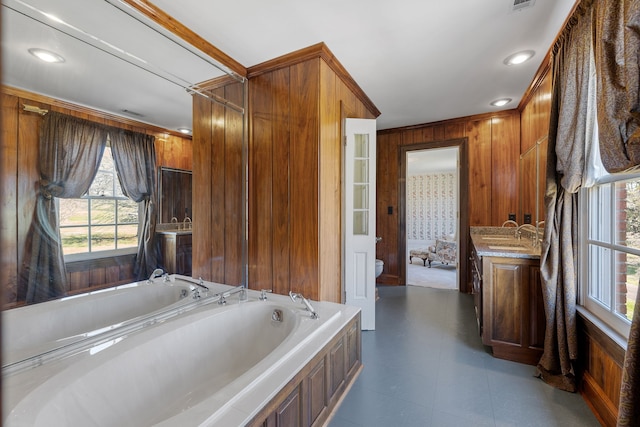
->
[427, 238, 457, 268]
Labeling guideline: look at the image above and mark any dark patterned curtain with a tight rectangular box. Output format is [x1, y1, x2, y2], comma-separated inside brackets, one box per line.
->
[110, 130, 158, 280]
[537, 0, 596, 393]
[595, 0, 640, 173]
[20, 112, 108, 303]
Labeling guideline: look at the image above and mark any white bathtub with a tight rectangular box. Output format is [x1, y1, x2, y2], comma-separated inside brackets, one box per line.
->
[3, 289, 359, 426]
[2, 275, 229, 368]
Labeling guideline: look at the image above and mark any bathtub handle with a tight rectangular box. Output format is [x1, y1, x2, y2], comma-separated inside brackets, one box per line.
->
[289, 291, 318, 319]
[259, 289, 272, 301]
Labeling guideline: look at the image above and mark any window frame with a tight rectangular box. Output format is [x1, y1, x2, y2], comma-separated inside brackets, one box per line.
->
[579, 173, 640, 339]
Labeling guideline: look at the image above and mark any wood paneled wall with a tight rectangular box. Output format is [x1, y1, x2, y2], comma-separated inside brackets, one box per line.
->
[246, 43, 378, 303]
[191, 81, 244, 286]
[66, 255, 135, 295]
[577, 315, 624, 427]
[155, 133, 194, 171]
[376, 111, 520, 287]
[1, 87, 192, 308]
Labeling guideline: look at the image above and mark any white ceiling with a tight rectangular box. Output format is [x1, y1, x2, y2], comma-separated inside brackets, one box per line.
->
[2, 0, 576, 132]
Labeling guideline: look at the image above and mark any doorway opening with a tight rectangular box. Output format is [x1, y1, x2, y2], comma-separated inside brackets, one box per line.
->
[406, 147, 459, 289]
[399, 139, 469, 292]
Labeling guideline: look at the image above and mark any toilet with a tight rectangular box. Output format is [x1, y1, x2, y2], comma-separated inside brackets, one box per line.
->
[375, 259, 384, 278]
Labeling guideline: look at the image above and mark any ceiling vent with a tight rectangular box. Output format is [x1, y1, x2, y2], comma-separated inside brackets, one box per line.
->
[122, 109, 145, 118]
[512, 0, 536, 12]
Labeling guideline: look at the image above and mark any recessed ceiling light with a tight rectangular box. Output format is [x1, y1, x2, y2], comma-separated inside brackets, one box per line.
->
[503, 50, 535, 66]
[28, 48, 65, 63]
[178, 128, 192, 135]
[491, 98, 512, 107]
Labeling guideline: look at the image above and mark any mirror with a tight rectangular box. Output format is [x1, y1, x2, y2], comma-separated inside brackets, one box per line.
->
[519, 136, 547, 226]
[1, 0, 247, 368]
[159, 167, 193, 224]
[2, 2, 245, 305]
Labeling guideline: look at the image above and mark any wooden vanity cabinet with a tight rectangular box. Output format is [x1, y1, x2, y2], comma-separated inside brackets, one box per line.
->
[158, 232, 192, 275]
[481, 255, 545, 365]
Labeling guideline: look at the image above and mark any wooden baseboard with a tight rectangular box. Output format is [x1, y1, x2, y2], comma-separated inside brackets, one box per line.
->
[376, 274, 401, 285]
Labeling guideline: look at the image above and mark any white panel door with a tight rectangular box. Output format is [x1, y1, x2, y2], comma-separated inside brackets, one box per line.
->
[344, 118, 376, 330]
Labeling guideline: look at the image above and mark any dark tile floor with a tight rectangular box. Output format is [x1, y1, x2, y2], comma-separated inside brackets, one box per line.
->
[329, 285, 601, 427]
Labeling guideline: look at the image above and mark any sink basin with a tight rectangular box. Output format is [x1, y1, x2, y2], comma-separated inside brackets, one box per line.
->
[488, 245, 528, 251]
[481, 236, 512, 240]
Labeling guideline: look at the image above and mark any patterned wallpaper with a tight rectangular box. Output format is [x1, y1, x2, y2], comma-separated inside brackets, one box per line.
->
[407, 172, 457, 241]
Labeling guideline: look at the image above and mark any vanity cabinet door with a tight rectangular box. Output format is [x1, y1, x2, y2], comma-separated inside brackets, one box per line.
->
[482, 256, 544, 365]
[175, 234, 192, 275]
[158, 233, 192, 275]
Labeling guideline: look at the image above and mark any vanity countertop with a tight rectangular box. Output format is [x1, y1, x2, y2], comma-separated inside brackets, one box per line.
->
[470, 226, 541, 260]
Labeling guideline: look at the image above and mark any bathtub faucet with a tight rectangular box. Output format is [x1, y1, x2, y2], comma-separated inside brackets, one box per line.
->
[194, 277, 209, 292]
[190, 277, 211, 299]
[217, 285, 248, 304]
[147, 268, 164, 283]
[289, 291, 318, 319]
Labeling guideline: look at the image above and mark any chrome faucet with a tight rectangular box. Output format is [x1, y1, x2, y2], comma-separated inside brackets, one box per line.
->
[217, 285, 248, 304]
[193, 277, 209, 292]
[516, 224, 539, 246]
[183, 216, 192, 230]
[147, 268, 164, 283]
[170, 217, 179, 228]
[259, 289, 272, 301]
[178, 276, 209, 299]
[501, 220, 519, 228]
[289, 291, 318, 319]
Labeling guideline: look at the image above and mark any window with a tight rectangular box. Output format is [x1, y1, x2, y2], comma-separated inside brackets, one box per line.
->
[58, 146, 139, 258]
[580, 177, 640, 338]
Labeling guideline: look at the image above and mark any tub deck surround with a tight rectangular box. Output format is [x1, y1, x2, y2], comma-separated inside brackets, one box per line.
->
[2, 275, 230, 371]
[3, 286, 361, 426]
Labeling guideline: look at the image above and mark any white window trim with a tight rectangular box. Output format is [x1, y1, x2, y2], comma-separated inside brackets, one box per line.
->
[576, 305, 628, 351]
[578, 182, 638, 339]
[64, 246, 137, 263]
